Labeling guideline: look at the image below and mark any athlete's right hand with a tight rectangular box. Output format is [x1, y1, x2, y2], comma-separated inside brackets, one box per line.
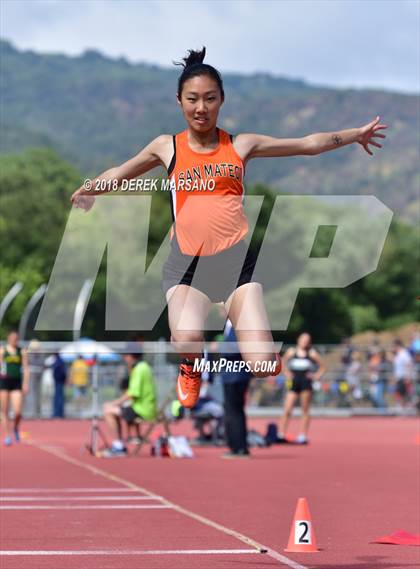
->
[70, 188, 96, 212]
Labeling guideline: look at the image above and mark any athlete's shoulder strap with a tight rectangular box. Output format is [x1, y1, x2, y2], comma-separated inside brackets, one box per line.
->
[167, 135, 176, 176]
[222, 129, 235, 144]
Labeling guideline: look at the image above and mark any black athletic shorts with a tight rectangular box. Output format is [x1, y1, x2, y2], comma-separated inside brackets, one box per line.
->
[121, 406, 143, 424]
[395, 379, 408, 398]
[162, 237, 259, 303]
[290, 376, 313, 394]
[0, 376, 22, 391]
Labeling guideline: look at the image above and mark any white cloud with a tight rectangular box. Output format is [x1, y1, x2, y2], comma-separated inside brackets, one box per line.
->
[1, 0, 419, 93]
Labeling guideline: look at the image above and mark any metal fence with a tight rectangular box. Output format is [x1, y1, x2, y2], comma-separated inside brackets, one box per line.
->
[21, 342, 419, 418]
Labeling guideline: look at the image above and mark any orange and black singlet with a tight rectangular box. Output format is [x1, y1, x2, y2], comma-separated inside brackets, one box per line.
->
[167, 128, 248, 256]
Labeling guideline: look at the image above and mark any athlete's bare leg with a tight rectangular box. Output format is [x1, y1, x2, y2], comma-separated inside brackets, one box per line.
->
[225, 282, 278, 376]
[1, 391, 10, 437]
[10, 390, 23, 433]
[103, 403, 123, 440]
[299, 390, 312, 437]
[166, 284, 212, 360]
[279, 390, 298, 437]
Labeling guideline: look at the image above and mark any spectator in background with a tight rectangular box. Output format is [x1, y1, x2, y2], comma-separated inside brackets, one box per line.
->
[119, 356, 141, 444]
[366, 337, 381, 362]
[345, 351, 363, 401]
[340, 337, 355, 367]
[408, 328, 420, 359]
[368, 348, 391, 409]
[408, 329, 420, 412]
[27, 340, 45, 418]
[191, 350, 224, 444]
[220, 319, 252, 459]
[102, 352, 157, 457]
[70, 355, 89, 404]
[392, 339, 414, 407]
[52, 353, 67, 418]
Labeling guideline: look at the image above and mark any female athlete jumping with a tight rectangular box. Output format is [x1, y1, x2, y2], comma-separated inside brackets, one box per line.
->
[71, 47, 386, 409]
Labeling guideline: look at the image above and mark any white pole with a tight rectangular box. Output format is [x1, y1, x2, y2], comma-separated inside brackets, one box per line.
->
[73, 279, 94, 342]
[0, 283, 23, 327]
[18, 284, 47, 341]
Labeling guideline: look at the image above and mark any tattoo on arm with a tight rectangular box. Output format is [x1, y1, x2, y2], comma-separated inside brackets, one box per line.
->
[332, 134, 342, 145]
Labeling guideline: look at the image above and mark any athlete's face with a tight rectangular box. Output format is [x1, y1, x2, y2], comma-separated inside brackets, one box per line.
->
[8, 332, 18, 347]
[178, 75, 223, 132]
[298, 333, 311, 349]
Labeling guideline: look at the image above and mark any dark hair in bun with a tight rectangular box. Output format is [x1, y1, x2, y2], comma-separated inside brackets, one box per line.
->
[174, 47, 224, 100]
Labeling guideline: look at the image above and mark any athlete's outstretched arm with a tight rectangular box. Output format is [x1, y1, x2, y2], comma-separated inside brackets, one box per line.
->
[70, 135, 172, 210]
[236, 116, 387, 162]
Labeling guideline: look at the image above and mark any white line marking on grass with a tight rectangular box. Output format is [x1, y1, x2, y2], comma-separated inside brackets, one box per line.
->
[26, 440, 309, 569]
[0, 549, 260, 556]
[1, 496, 161, 501]
[0, 505, 171, 510]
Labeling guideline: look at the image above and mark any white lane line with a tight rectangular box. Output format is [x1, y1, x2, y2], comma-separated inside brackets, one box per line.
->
[0, 496, 161, 502]
[0, 488, 141, 493]
[0, 505, 172, 510]
[27, 440, 308, 569]
[0, 549, 259, 556]
[265, 548, 309, 569]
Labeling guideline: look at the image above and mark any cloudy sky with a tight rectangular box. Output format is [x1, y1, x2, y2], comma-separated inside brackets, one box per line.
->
[1, 0, 419, 93]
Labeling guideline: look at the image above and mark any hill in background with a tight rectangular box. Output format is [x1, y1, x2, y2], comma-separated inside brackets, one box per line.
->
[1, 39, 418, 222]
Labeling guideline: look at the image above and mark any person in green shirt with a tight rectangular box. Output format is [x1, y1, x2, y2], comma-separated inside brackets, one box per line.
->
[102, 352, 157, 457]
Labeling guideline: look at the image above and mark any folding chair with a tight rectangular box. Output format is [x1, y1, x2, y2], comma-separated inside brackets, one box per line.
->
[131, 391, 174, 456]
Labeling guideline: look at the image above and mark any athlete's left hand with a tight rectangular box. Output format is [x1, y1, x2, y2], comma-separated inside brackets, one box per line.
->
[22, 382, 29, 395]
[71, 188, 96, 212]
[357, 116, 387, 156]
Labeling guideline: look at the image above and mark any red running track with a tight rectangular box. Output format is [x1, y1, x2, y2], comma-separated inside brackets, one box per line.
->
[0, 417, 419, 569]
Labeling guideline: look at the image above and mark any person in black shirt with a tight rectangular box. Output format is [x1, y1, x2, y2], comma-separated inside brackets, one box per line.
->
[220, 319, 252, 458]
[52, 353, 67, 418]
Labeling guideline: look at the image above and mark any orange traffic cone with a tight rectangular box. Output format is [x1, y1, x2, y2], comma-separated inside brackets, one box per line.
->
[285, 497, 319, 553]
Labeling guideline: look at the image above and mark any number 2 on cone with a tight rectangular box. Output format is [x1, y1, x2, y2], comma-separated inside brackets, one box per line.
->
[295, 520, 312, 544]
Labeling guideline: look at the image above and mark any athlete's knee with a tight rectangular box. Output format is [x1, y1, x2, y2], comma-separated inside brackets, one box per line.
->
[103, 402, 112, 416]
[245, 353, 281, 378]
[170, 331, 204, 353]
